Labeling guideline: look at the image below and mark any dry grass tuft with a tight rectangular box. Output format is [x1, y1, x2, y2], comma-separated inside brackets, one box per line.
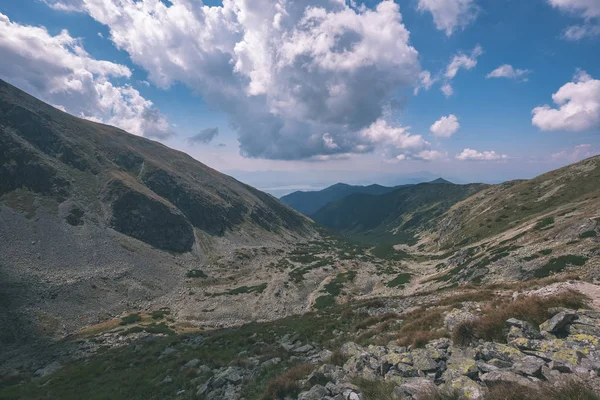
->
[261, 363, 314, 400]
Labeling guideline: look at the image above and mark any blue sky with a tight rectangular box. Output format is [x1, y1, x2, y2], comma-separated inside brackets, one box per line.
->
[1, 0, 599, 196]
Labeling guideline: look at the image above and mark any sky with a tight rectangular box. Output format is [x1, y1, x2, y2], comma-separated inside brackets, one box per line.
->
[1, 0, 599, 196]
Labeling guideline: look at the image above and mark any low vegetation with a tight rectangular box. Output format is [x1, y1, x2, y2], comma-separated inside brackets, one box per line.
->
[452, 290, 588, 344]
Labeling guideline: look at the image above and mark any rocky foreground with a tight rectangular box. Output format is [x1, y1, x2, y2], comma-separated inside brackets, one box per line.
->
[296, 308, 600, 400]
[195, 307, 600, 399]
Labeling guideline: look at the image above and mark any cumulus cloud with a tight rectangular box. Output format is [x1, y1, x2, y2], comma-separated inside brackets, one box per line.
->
[359, 119, 429, 158]
[417, 0, 478, 36]
[551, 144, 597, 162]
[445, 45, 483, 79]
[456, 148, 509, 161]
[532, 70, 600, 132]
[430, 114, 459, 137]
[486, 64, 531, 80]
[188, 127, 219, 145]
[548, 0, 600, 40]
[0, 13, 171, 139]
[45, 0, 422, 160]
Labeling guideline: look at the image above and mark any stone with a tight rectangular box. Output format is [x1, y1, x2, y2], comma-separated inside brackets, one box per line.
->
[512, 355, 545, 377]
[506, 318, 543, 340]
[444, 309, 476, 332]
[480, 371, 538, 389]
[411, 350, 439, 372]
[293, 344, 314, 353]
[442, 355, 478, 381]
[540, 311, 577, 334]
[341, 342, 364, 358]
[299, 384, 329, 400]
[183, 359, 201, 368]
[442, 376, 485, 400]
[34, 361, 62, 379]
[160, 376, 173, 384]
[260, 357, 281, 369]
[393, 378, 436, 398]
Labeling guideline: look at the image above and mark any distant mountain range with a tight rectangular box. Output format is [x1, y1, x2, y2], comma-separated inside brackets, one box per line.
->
[280, 178, 452, 216]
[312, 180, 486, 245]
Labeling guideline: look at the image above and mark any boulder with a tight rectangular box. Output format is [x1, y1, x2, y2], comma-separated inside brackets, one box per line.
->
[393, 377, 436, 398]
[540, 311, 577, 334]
[444, 309, 476, 332]
[480, 371, 537, 389]
[512, 355, 545, 377]
[441, 376, 485, 400]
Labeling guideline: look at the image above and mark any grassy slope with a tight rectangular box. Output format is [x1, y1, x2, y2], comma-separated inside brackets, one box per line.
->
[312, 182, 489, 246]
[434, 155, 600, 249]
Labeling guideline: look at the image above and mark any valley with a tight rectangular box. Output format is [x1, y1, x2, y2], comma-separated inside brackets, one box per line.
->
[1, 80, 599, 399]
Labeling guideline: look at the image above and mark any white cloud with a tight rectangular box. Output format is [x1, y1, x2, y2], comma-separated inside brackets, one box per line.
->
[0, 13, 171, 139]
[45, 0, 421, 160]
[551, 144, 597, 162]
[414, 70, 436, 95]
[548, 0, 600, 40]
[445, 45, 483, 79]
[532, 70, 600, 132]
[441, 83, 454, 97]
[456, 148, 509, 161]
[548, 0, 600, 19]
[486, 64, 531, 80]
[360, 119, 429, 159]
[415, 150, 448, 161]
[417, 0, 478, 36]
[430, 114, 460, 137]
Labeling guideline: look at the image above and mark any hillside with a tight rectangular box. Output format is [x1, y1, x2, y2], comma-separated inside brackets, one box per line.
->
[280, 182, 406, 215]
[312, 182, 488, 246]
[0, 79, 313, 344]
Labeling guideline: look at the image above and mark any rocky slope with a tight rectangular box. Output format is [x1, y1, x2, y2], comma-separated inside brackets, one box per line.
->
[0, 79, 313, 345]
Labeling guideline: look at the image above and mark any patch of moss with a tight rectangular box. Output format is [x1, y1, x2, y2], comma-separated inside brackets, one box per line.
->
[534, 255, 588, 278]
[533, 217, 554, 230]
[314, 295, 335, 309]
[385, 273, 412, 288]
[186, 269, 208, 278]
[120, 313, 141, 326]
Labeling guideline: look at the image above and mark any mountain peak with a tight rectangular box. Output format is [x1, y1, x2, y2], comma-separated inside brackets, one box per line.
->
[428, 178, 452, 184]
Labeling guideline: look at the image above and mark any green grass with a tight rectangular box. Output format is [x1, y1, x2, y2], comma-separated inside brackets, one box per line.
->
[151, 309, 170, 320]
[385, 273, 412, 288]
[214, 283, 268, 296]
[185, 269, 208, 278]
[533, 255, 588, 278]
[120, 313, 141, 326]
[314, 295, 336, 309]
[533, 217, 555, 230]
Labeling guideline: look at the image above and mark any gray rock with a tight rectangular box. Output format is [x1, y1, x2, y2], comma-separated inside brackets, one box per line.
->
[183, 359, 201, 368]
[294, 344, 315, 353]
[512, 355, 545, 377]
[506, 318, 543, 340]
[480, 370, 537, 389]
[440, 376, 485, 400]
[539, 311, 577, 334]
[160, 375, 173, 384]
[444, 309, 476, 332]
[34, 361, 62, 379]
[260, 357, 281, 369]
[299, 384, 329, 400]
[394, 377, 436, 398]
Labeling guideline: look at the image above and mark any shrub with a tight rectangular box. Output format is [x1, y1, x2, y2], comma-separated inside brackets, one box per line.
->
[186, 269, 208, 278]
[120, 313, 141, 326]
[453, 291, 588, 344]
[261, 364, 314, 400]
[327, 349, 349, 366]
[580, 231, 597, 239]
[534, 217, 554, 230]
[353, 378, 396, 400]
[533, 255, 588, 278]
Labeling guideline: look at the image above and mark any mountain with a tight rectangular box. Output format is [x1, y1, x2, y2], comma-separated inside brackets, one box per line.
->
[280, 178, 453, 216]
[0, 79, 313, 343]
[280, 182, 406, 215]
[312, 181, 488, 245]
